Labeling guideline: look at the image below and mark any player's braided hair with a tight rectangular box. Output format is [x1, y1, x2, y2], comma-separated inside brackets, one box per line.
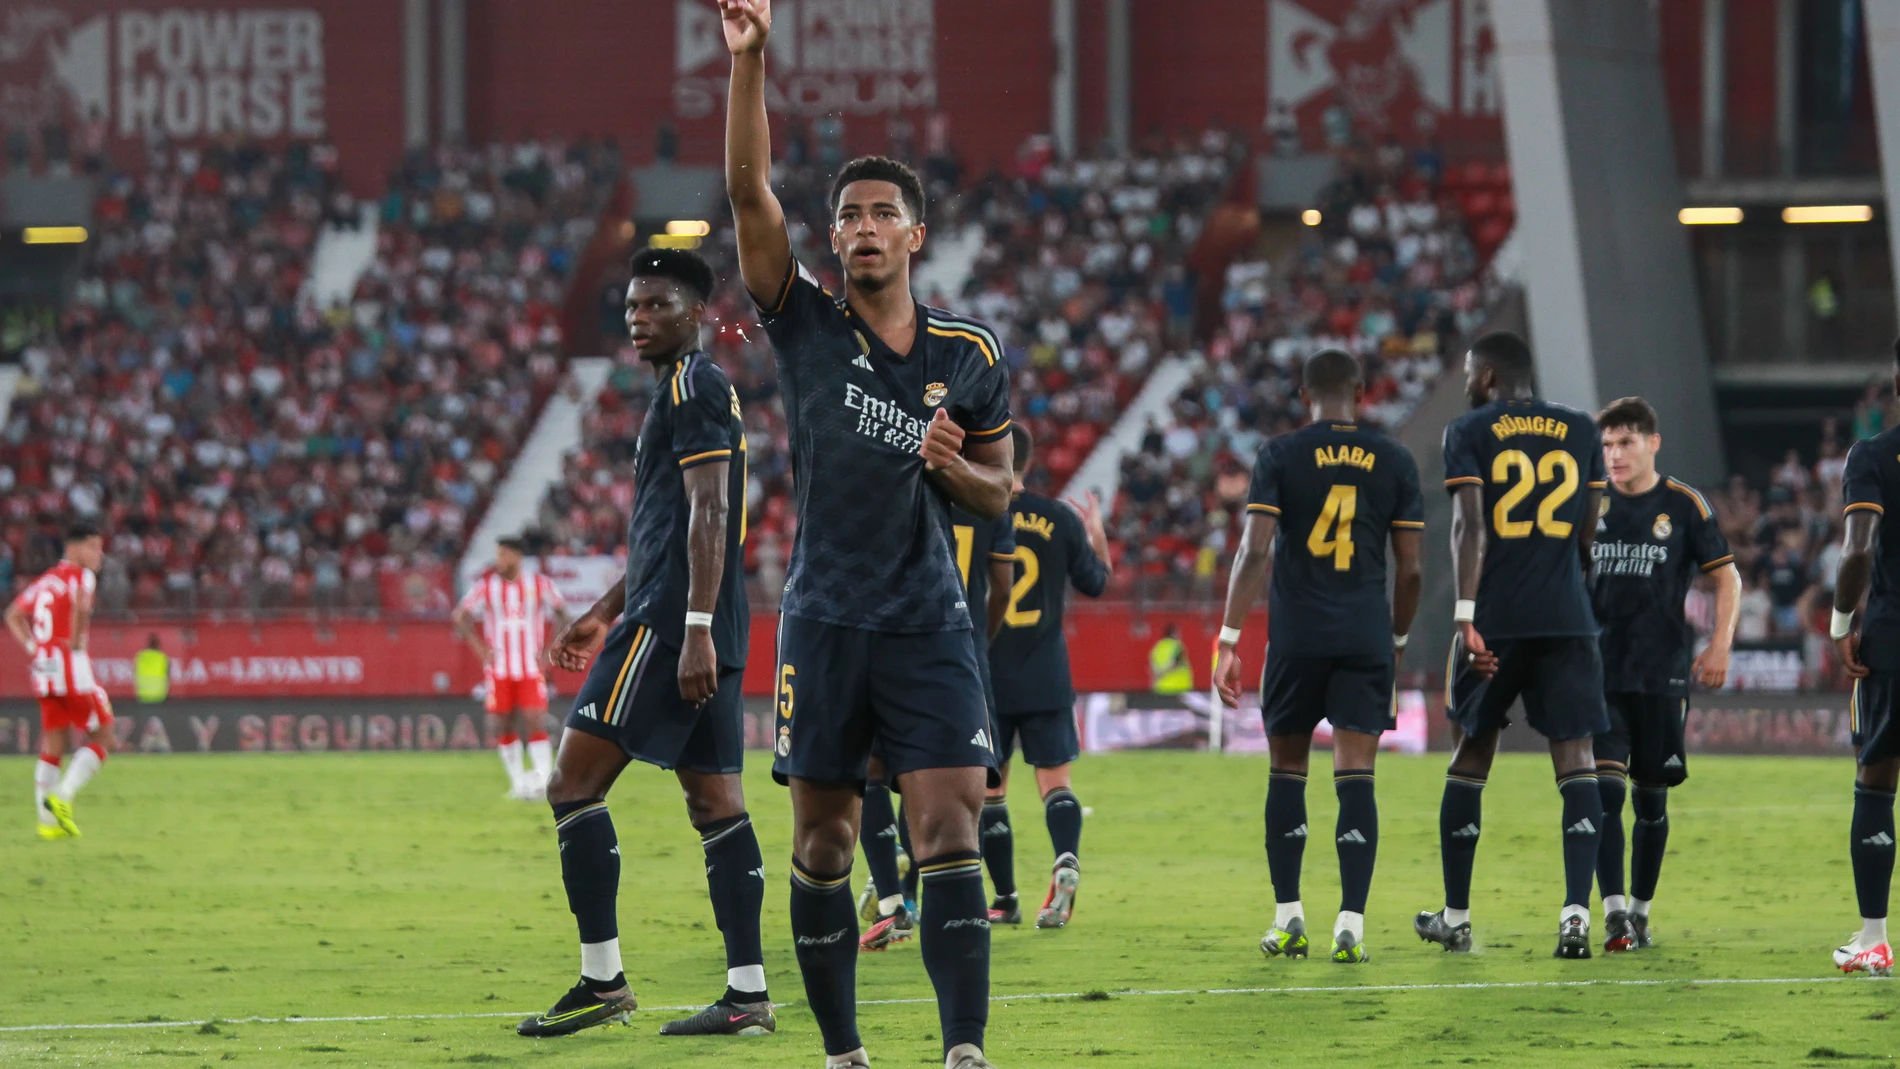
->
[829, 156, 926, 224]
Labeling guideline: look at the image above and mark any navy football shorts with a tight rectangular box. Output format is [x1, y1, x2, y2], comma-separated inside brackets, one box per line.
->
[1849, 671, 1900, 765]
[564, 616, 745, 775]
[1447, 635, 1609, 742]
[995, 707, 1080, 768]
[1595, 692, 1689, 786]
[1259, 649, 1395, 738]
[772, 615, 999, 788]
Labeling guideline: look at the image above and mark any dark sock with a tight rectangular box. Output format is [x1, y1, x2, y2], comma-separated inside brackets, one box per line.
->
[1439, 774, 1485, 911]
[1596, 771, 1628, 902]
[897, 800, 920, 902]
[1630, 785, 1671, 902]
[1558, 771, 1604, 910]
[916, 851, 990, 1054]
[981, 798, 1016, 898]
[859, 783, 904, 906]
[1265, 769, 1309, 905]
[1043, 787, 1082, 868]
[789, 859, 859, 1056]
[552, 799, 620, 986]
[697, 812, 767, 1002]
[1333, 771, 1378, 915]
[1850, 784, 1896, 921]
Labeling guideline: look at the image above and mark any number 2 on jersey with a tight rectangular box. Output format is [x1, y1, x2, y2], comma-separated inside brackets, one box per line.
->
[1490, 449, 1578, 538]
[1306, 485, 1357, 571]
[1003, 547, 1041, 628]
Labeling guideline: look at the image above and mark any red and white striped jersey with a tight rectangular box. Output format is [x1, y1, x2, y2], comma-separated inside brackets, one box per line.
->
[457, 571, 566, 681]
[11, 560, 96, 697]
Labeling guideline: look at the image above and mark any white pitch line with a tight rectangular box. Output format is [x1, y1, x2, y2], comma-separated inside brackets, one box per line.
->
[0, 974, 1884, 1035]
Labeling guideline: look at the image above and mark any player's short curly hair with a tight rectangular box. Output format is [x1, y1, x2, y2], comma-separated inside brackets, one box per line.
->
[1469, 330, 1534, 380]
[65, 520, 102, 543]
[1301, 348, 1361, 397]
[629, 247, 715, 302]
[829, 156, 926, 224]
[1597, 396, 1659, 437]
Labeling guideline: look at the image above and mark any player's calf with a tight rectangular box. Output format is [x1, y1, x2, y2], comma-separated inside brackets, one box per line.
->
[1263, 767, 1309, 948]
[1840, 781, 1895, 976]
[1333, 768, 1377, 963]
[980, 795, 1017, 923]
[1556, 767, 1603, 958]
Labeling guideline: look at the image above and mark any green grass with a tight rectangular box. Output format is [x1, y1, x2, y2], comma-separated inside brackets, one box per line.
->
[0, 751, 1889, 1067]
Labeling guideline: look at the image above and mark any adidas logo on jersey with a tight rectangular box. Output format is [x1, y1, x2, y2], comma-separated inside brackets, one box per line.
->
[1663, 755, 1684, 769]
[853, 353, 874, 371]
[1284, 823, 1308, 839]
[971, 729, 993, 750]
[1337, 829, 1368, 844]
[1863, 831, 1896, 847]
[1565, 818, 1598, 835]
[576, 702, 598, 721]
[1449, 823, 1480, 838]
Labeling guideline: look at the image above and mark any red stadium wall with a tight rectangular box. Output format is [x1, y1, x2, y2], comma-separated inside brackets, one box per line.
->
[0, 607, 1262, 701]
[0, 0, 406, 191]
[464, 0, 1054, 175]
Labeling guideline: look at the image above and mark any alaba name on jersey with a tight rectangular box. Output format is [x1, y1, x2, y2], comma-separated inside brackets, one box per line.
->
[12, 560, 96, 697]
[457, 570, 565, 681]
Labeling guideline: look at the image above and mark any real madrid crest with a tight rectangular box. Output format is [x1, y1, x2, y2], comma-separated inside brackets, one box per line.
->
[1652, 513, 1672, 540]
[923, 382, 948, 406]
[1599, 496, 1611, 518]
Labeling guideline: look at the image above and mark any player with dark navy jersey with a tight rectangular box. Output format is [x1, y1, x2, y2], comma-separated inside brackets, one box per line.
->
[1826, 343, 1900, 978]
[1414, 331, 1611, 961]
[1212, 349, 1424, 965]
[724, 3, 1016, 1066]
[1588, 397, 1740, 954]
[856, 504, 1015, 949]
[986, 424, 1111, 930]
[522, 249, 772, 1040]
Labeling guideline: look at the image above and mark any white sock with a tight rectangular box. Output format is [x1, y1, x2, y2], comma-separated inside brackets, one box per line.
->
[1442, 906, 1470, 927]
[498, 739, 524, 786]
[1334, 910, 1364, 941]
[726, 964, 767, 997]
[527, 737, 553, 781]
[57, 747, 101, 801]
[580, 938, 622, 985]
[1560, 903, 1589, 925]
[1862, 917, 1889, 946]
[34, 759, 59, 825]
[878, 893, 904, 918]
[1603, 894, 1628, 916]
[1274, 900, 1304, 928]
[1631, 897, 1652, 918]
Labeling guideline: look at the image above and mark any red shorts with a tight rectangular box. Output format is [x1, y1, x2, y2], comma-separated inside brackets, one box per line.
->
[40, 688, 114, 734]
[485, 675, 548, 715]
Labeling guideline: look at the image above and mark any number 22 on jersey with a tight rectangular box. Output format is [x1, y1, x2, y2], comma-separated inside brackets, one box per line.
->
[1489, 449, 1578, 539]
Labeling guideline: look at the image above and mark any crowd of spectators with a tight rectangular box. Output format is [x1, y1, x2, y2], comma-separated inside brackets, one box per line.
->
[1113, 145, 1501, 597]
[0, 136, 618, 614]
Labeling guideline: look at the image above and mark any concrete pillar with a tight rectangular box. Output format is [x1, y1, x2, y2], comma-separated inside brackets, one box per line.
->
[1863, 1, 1900, 320]
[1051, 0, 1077, 159]
[1701, 0, 1725, 178]
[438, 0, 466, 144]
[404, 0, 429, 149]
[1776, 0, 1799, 175]
[1492, 0, 1724, 482]
[1106, 0, 1131, 155]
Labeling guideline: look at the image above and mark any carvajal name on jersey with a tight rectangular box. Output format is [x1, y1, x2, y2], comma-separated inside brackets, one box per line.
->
[1594, 540, 1669, 576]
[843, 382, 928, 452]
[1014, 512, 1056, 540]
[1315, 444, 1376, 471]
[1489, 414, 1571, 441]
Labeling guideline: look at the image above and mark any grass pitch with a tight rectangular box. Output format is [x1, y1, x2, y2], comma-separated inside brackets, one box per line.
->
[0, 749, 1890, 1067]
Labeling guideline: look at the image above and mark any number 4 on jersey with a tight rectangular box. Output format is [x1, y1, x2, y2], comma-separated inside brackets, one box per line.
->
[1307, 485, 1357, 571]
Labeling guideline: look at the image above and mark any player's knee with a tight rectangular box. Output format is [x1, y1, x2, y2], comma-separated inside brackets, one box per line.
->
[545, 764, 600, 806]
[1035, 764, 1073, 795]
[907, 802, 980, 856]
[681, 774, 745, 826]
[792, 813, 857, 872]
[1857, 758, 1900, 793]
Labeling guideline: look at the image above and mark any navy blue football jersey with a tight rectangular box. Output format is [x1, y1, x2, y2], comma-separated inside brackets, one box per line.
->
[989, 491, 1110, 713]
[1591, 476, 1734, 695]
[1247, 421, 1424, 658]
[758, 260, 1012, 633]
[1843, 429, 1900, 669]
[950, 505, 1016, 630]
[1442, 399, 1606, 639]
[622, 351, 749, 666]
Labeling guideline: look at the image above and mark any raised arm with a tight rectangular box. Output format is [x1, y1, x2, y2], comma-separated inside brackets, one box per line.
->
[721, 0, 792, 306]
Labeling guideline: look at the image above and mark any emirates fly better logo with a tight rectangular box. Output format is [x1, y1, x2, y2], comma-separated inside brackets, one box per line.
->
[0, 7, 326, 139]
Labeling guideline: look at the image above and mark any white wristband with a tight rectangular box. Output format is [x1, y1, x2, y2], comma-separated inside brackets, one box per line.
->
[1831, 608, 1856, 640]
[1453, 599, 1476, 624]
[685, 611, 714, 629]
[1393, 633, 1409, 650]
[1218, 626, 1244, 647]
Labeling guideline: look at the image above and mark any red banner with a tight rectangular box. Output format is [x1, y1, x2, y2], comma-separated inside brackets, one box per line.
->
[0, 607, 1265, 700]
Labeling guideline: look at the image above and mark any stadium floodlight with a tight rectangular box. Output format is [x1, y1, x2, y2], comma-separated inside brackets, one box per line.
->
[665, 220, 713, 236]
[648, 233, 702, 249]
[1781, 205, 1873, 224]
[23, 226, 87, 244]
[1301, 209, 1321, 226]
[1677, 207, 1742, 225]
